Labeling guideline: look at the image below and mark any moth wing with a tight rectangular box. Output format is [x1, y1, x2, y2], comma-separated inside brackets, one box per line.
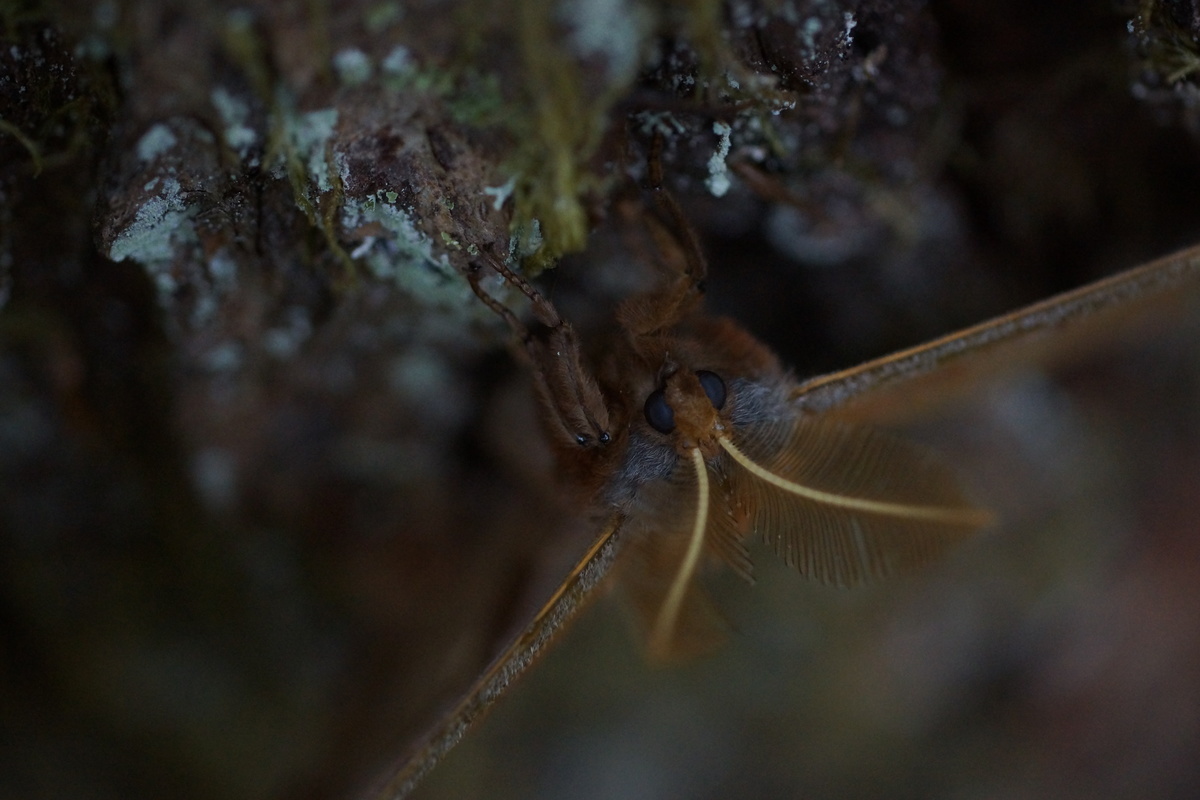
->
[377, 511, 625, 797]
[706, 457, 756, 584]
[724, 417, 992, 586]
[620, 456, 745, 663]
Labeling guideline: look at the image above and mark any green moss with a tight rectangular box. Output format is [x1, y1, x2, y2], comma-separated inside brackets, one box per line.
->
[280, 106, 340, 195]
[266, 95, 357, 282]
[0, 118, 42, 174]
[339, 0, 771, 274]
[671, 0, 733, 79]
[1131, 1, 1200, 85]
[450, 0, 769, 271]
[508, 218, 543, 259]
[380, 45, 454, 96]
[444, 69, 505, 126]
[220, 10, 274, 102]
[219, 12, 359, 285]
[0, 8, 116, 175]
[491, 0, 619, 270]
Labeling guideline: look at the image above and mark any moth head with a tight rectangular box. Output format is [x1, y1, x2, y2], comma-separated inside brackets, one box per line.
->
[643, 369, 727, 457]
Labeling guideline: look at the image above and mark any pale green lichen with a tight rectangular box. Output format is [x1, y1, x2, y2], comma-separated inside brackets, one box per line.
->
[509, 218, 543, 258]
[211, 87, 258, 162]
[559, 0, 650, 83]
[190, 292, 219, 328]
[381, 45, 413, 78]
[705, 120, 733, 197]
[190, 447, 238, 511]
[207, 250, 239, 290]
[842, 11, 857, 45]
[800, 16, 824, 59]
[632, 110, 687, 137]
[386, 348, 467, 425]
[203, 341, 243, 372]
[188, 250, 241, 328]
[483, 176, 517, 211]
[278, 106, 339, 195]
[108, 177, 199, 293]
[380, 44, 454, 97]
[380, 44, 502, 123]
[342, 192, 467, 307]
[135, 124, 178, 162]
[444, 70, 505, 126]
[262, 307, 314, 359]
[333, 48, 372, 86]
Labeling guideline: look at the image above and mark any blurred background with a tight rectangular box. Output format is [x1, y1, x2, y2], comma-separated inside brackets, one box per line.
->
[2, 1, 1200, 799]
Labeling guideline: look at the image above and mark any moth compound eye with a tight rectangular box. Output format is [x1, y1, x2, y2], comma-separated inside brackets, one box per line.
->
[644, 388, 676, 434]
[696, 370, 726, 410]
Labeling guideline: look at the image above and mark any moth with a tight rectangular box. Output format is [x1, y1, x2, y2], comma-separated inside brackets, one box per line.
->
[370, 198, 1200, 799]
[466, 226, 991, 662]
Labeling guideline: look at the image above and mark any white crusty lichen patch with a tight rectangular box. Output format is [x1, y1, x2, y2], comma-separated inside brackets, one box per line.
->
[211, 86, 258, 164]
[483, 175, 517, 211]
[705, 120, 733, 197]
[342, 191, 468, 307]
[135, 124, 178, 162]
[107, 176, 199, 292]
[262, 305, 314, 360]
[333, 47, 373, 86]
[272, 100, 341, 197]
[560, 0, 650, 83]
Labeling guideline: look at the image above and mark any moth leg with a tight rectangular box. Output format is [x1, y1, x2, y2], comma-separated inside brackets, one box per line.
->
[468, 254, 612, 449]
[730, 160, 827, 222]
[617, 133, 710, 343]
[466, 258, 529, 335]
[646, 133, 708, 292]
